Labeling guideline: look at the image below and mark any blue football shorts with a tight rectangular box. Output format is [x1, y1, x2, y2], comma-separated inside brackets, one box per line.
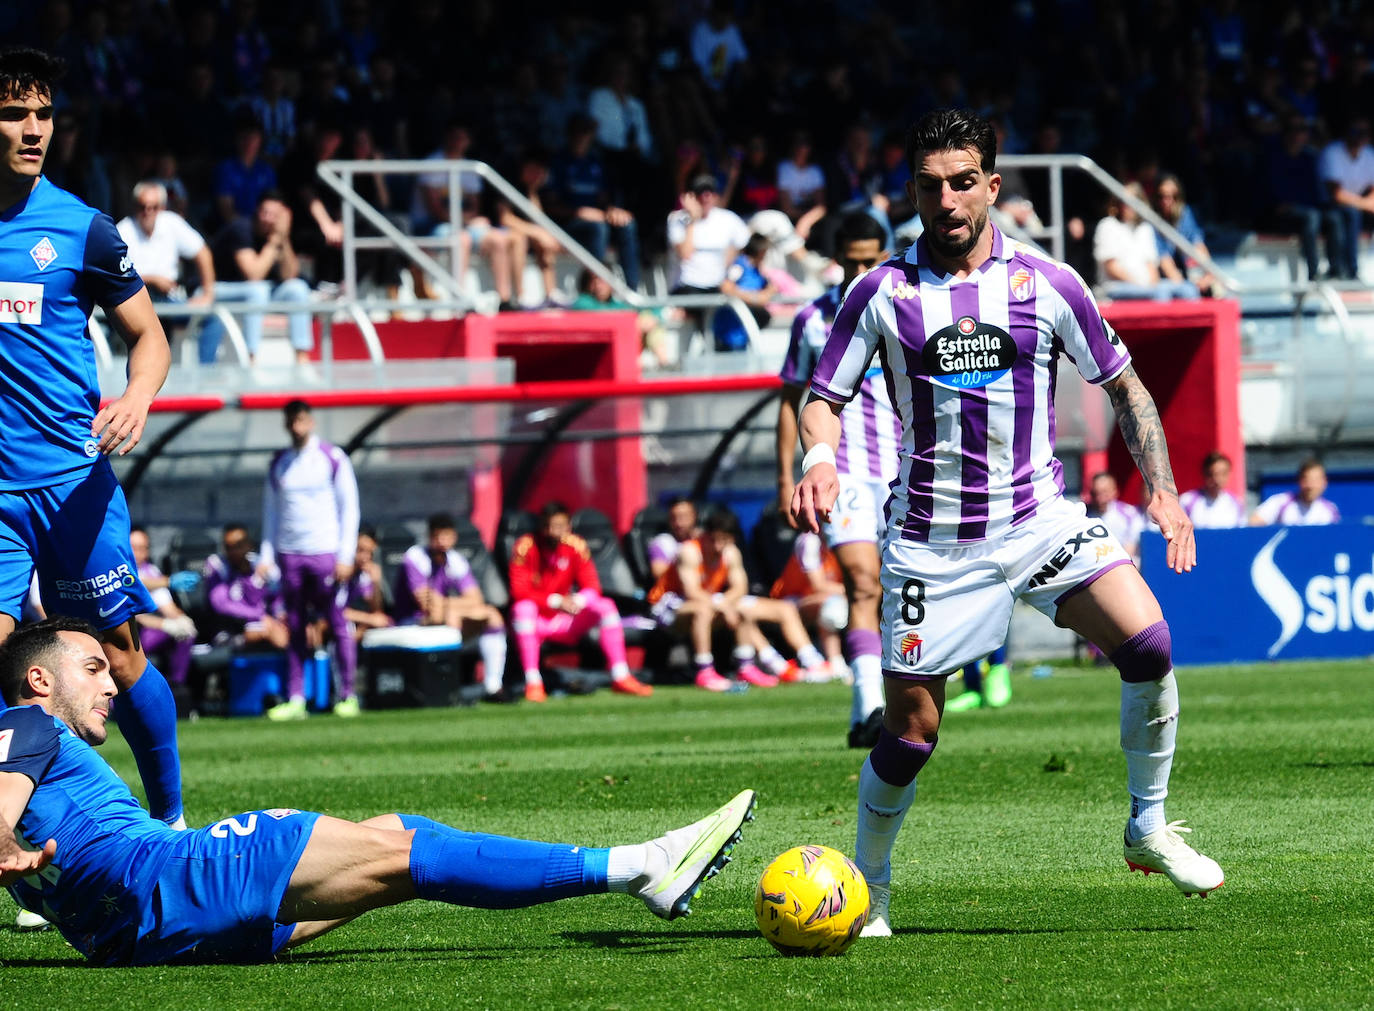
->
[0, 460, 155, 629]
[133, 808, 322, 965]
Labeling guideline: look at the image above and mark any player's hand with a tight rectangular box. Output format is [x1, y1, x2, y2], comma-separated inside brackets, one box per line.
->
[791, 464, 839, 534]
[92, 390, 153, 455]
[0, 838, 55, 887]
[1148, 491, 1196, 574]
[777, 479, 798, 529]
[333, 561, 354, 584]
[606, 206, 633, 228]
[680, 192, 703, 220]
[561, 594, 585, 615]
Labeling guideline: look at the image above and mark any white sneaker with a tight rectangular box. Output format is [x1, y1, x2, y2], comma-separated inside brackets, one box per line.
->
[15, 908, 51, 931]
[630, 789, 756, 920]
[1124, 821, 1224, 897]
[860, 880, 892, 937]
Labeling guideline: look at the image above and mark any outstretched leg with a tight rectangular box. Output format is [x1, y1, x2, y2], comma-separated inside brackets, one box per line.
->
[278, 791, 757, 946]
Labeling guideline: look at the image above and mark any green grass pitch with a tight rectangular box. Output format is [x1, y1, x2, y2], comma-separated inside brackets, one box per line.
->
[5, 660, 1373, 1009]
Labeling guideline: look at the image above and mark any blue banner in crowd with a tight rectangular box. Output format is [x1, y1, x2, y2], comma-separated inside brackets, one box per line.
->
[1142, 525, 1374, 665]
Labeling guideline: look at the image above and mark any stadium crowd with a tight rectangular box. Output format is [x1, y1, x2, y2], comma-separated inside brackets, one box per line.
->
[12, 0, 1374, 312]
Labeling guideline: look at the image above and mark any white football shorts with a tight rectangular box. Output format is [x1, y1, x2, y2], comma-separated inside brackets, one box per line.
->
[880, 495, 1134, 679]
[824, 474, 892, 547]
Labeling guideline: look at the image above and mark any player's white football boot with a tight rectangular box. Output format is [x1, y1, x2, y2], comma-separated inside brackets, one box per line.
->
[14, 908, 51, 931]
[632, 789, 757, 920]
[1124, 821, 1224, 897]
[860, 880, 892, 937]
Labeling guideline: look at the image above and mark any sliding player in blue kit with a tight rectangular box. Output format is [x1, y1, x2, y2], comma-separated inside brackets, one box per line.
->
[0, 618, 755, 965]
[0, 44, 184, 861]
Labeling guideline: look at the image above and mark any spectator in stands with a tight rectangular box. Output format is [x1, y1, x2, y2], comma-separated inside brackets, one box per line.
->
[392, 513, 509, 701]
[1180, 451, 1247, 529]
[214, 115, 277, 228]
[1152, 174, 1218, 297]
[546, 116, 642, 293]
[1251, 458, 1342, 526]
[148, 150, 191, 221]
[826, 125, 891, 246]
[279, 122, 348, 289]
[259, 400, 362, 720]
[497, 150, 567, 307]
[768, 531, 848, 682]
[343, 125, 407, 300]
[689, 0, 749, 94]
[339, 524, 392, 640]
[571, 269, 670, 368]
[129, 527, 196, 702]
[536, 53, 585, 153]
[358, 52, 409, 157]
[201, 191, 315, 365]
[223, 0, 271, 99]
[729, 135, 779, 219]
[586, 55, 655, 225]
[1319, 117, 1374, 281]
[777, 131, 827, 242]
[1092, 183, 1199, 301]
[412, 123, 520, 309]
[669, 173, 749, 298]
[116, 181, 215, 308]
[647, 497, 699, 581]
[508, 502, 654, 701]
[1264, 115, 1345, 282]
[1086, 471, 1145, 559]
[203, 524, 288, 650]
[248, 63, 296, 162]
[714, 233, 775, 351]
[647, 509, 829, 691]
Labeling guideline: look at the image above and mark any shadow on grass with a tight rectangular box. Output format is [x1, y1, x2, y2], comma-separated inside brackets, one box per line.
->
[1297, 760, 1374, 769]
[562, 924, 1196, 950]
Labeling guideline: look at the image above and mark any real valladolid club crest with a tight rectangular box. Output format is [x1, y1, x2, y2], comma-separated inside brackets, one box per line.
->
[899, 631, 923, 664]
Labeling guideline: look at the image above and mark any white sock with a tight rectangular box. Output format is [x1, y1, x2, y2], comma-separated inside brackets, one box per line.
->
[1121, 671, 1178, 841]
[693, 652, 715, 669]
[734, 644, 757, 665]
[797, 644, 824, 669]
[854, 756, 916, 885]
[606, 843, 649, 893]
[524, 668, 544, 687]
[757, 645, 788, 674]
[851, 654, 885, 724]
[479, 631, 507, 693]
[166, 814, 187, 831]
[610, 662, 631, 681]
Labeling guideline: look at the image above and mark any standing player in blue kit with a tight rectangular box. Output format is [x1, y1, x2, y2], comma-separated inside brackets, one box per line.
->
[0, 45, 183, 857]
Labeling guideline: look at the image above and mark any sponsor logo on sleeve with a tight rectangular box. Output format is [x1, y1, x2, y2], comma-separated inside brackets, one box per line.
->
[0, 281, 43, 324]
[118, 255, 133, 274]
[29, 237, 57, 271]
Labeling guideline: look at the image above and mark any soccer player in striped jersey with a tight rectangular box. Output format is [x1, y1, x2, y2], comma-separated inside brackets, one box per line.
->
[778, 212, 897, 748]
[792, 109, 1223, 936]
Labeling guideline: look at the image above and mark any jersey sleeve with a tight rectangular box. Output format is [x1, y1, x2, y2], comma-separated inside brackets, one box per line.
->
[779, 303, 822, 387]
[82, 213, 146, 310]
[1254, 493, 1286, 525]
[809, 268, 890, 404]
[0, 707, 62, 787]
[1043, 260, 1131, 384]
[794, 532, 822, 572]
[449, 552, 479, 595]
[171, 213, 206, 258]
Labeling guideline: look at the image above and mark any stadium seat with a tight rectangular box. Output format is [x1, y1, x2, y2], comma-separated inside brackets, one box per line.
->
[452, 515, 509, 610]
[570, 507, 642, 602]
[623, 504, 670, 590]
[749, 506, 799, 594]
[495, 509, 538, 575]
[166, 526, 222, 577]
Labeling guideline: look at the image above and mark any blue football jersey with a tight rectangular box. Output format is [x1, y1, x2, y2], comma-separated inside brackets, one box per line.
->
[1, 705, 178, 964]
[0, 177, 144, 490]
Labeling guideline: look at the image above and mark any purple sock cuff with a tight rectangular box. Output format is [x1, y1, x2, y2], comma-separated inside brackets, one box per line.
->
[1110, 620, 1173, 683]
[845, 627, 882, 659]
[869, 728, 935, 787]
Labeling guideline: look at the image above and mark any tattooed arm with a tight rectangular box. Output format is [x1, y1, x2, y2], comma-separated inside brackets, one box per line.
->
[1103, 366, 1195, 574]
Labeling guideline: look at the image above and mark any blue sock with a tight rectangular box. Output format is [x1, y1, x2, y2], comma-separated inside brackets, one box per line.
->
[112, 660, 183, 824]
[399, 814, 609, 908]
[989, 645, 1007, 666]
[961, 661, 983, 693]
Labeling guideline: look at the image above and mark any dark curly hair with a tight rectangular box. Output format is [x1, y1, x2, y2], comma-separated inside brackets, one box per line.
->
[906, 108, 998, 175]
[0, 47, 66, 102]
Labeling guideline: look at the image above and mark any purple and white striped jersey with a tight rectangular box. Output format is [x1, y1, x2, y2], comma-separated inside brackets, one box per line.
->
[810, 228, 1131, 545]
[781, 286, 902, 485]
[393, 544, 478, 623]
